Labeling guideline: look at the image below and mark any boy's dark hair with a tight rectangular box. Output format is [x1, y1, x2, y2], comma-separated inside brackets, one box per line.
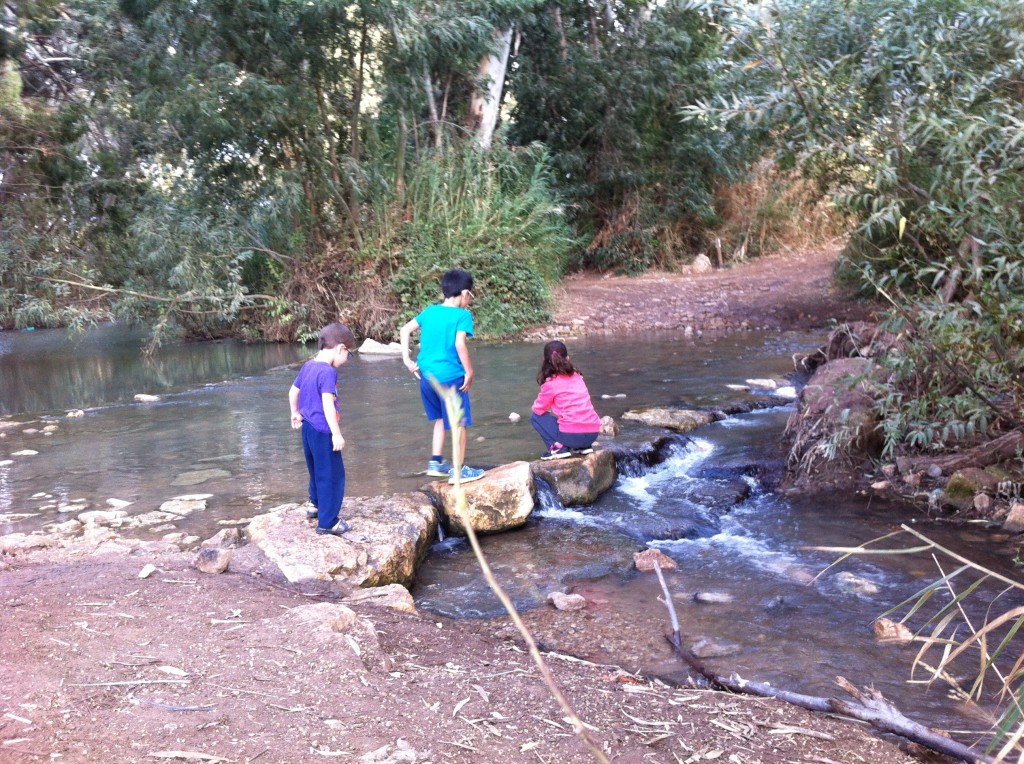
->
[441, 268, 473, 298]
[537, 340, 580, 385]
[319, 322, 356, 351]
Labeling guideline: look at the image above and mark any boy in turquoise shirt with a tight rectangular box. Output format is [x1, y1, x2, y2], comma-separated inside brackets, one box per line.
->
[399, 269, 485, 484]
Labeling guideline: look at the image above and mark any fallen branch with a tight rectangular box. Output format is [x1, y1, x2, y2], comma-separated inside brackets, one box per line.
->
[651, 561, 990, 763]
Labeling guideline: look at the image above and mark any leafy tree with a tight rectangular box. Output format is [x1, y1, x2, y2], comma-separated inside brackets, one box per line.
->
[688, 0, 1024, 455]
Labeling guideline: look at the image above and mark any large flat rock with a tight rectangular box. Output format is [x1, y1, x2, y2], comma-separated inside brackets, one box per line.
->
[245, 494, 436, 589]
[622, 407, 717, 433]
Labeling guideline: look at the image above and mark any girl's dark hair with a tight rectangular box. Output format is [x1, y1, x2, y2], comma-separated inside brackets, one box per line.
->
[537, 340, 579, 385]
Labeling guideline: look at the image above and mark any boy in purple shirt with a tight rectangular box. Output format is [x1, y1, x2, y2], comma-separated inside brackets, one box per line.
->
[288, 323, 357, 535]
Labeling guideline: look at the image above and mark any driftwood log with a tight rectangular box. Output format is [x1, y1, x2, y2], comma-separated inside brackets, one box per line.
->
[652, 563, 991, 764]
[900, 429, 1024, 477]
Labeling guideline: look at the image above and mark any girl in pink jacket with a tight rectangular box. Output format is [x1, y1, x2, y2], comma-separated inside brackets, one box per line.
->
[531, 340, 602, 460]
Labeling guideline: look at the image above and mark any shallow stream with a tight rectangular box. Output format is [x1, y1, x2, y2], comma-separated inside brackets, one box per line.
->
[1, 324, 1020, 740]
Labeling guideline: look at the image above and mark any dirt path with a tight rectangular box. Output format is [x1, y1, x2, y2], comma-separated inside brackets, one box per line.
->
[530, 247, 876, 338]
[0, 251, 923, 764]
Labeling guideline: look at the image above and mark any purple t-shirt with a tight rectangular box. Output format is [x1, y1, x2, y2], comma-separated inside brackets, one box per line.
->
[293, 360, 339, 434]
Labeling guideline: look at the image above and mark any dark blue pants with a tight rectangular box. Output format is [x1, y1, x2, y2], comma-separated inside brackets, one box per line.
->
[530, 412, 599, 451]
[301, 421, 345, 530]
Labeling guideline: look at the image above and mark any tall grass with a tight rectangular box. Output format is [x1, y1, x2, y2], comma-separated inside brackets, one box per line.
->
[369, 142, 577, 338]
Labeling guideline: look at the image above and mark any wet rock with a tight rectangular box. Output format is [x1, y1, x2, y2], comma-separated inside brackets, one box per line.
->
[600, 415, 619, 437]
[744, 378, 778, 390]
[78, 509, 128, 527]
[192, 547, 232, 574]
[138, 563, 157, 579]
[874, 617, 913, 645]
[633, 548, 677, 572]
[428, 461, 535, 536]
[106, 498, 133, 509]
[508, 411, 521, 422]
[621, 407, 716, 433]
[65, 409, 85, 418]
[942, 468, 999, 511]
[693, 591, 733, 604]
[690, 638, 740, 659]
[881, 464, 897, 478]
[833, 571, 880, 596]
[871, 480, 891, 491]
[926, 464, 943, 479]
[530, 450, 617, 506]
[902, 472, 922, 489]
[172, 469, 230, 486]
[160, 494, 212, 515]
[10, 450, 38, 456]
[1003, 502, 1024, 534]
[763, 596, 797, 615]
[246, 495, 436, 589]
[134, 393, 161, 402]
[974, 493, 993, 513]
[548, 591, 587, 611]
[344, 584, 417, 614]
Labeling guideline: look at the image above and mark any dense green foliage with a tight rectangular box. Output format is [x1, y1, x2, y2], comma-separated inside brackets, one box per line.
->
[509, 0, 734, 272]
[689, 0, 1024, 455]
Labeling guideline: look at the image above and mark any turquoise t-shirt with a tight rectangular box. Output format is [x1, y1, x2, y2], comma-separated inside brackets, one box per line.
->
[415, 304, 474, 384]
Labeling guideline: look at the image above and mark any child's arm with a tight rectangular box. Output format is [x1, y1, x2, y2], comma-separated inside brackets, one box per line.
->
[322, 392, 344, 451]
[531, 379, 555, 415]
[288, 385, 302, 430]
[455, 330, 473, 392]
[399, 318, 421, 379]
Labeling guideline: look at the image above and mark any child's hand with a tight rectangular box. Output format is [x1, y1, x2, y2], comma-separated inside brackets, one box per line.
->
[332, 433, 345, 451]
[404, 359, 421, 379]
[459, 371, 474, 392]
[290, 412, 302, 430]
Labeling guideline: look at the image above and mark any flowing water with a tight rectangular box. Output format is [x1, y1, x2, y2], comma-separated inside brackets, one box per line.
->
[1, 324, 1020, 738]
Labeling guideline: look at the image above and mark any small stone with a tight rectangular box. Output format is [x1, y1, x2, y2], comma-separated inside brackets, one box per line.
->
[874, 617, 913, 645]
[744, 378, 778, 390]
[548, 591, 587, 611]
[599, 416, 619, 437]
[693, 591, 734, 604]
[633, 548, 677, 572]
[871, 480, 890, 491]
[192, 547, 232, 574]
[508, 412, 521, 423]
[834, 571, 880, 596]
[927, 464, 943, 479]
[160, 495, 212, 514]
[902, 472, 922, 489]
[11, 450, 38, 456]
[138, 563, 157, 579]
[22, 428, 39, 435]
[725, 384, 750, 392]
[974, 493, 993, 513]
[134, 393, 161, 402]
[881, 464, 897, 478]
[66, 409, 85, 418]
[106, 498, 133, 509]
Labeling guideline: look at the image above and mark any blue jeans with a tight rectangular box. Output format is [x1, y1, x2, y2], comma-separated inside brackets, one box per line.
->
[301, 421, 345, 530]
[531, 412, 598, 451]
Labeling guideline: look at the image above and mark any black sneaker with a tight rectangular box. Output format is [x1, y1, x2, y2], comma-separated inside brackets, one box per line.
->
[316, 519, 351, 536]
[541, 446, 572, 460]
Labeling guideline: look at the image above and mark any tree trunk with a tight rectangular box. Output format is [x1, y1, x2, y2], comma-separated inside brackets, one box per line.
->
[467, 26, 513, 150]
[551, 6, 569, 61]
[422, 65, 442, 150]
